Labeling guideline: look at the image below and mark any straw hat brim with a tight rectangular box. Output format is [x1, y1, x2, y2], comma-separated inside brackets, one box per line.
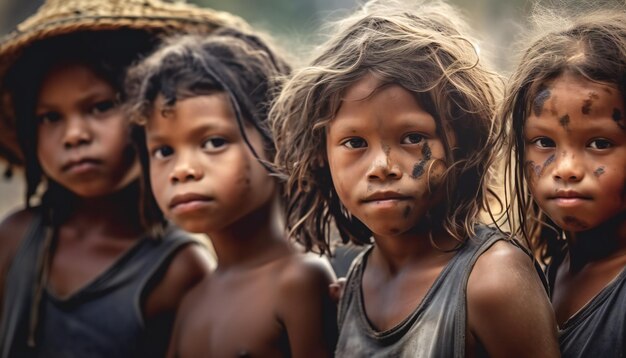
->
[0, 1, 247, 166]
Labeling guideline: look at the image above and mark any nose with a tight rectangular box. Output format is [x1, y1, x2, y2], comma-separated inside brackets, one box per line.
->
[63, 115, 92, 149]
[366, 147, 402, 181]
[553, 151, 584, 183]
[169, 151, 204, 184]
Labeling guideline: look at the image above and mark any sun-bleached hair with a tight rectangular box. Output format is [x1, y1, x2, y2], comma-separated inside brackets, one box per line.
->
[271, 0, 501, 255]
[499, 5, 626, 264]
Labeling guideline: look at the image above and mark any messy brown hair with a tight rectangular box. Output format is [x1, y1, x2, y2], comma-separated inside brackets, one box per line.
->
[125, 28, 290, 231]
[499, 6, 626, 264]
[271, 0, 501, 255]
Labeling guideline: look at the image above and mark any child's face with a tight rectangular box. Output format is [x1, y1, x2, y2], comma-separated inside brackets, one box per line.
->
[36, 63, 138, 197]
[326, 74, 448, 237]
[524, 73, 626, 232]
[145, 93, 275, 234]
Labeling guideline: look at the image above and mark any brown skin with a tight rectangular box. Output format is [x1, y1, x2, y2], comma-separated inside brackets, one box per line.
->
[0, 63, 212, 344]
[146, 94, 337, 357]
[327, 74, 559, 357]
[525, 74, 626, 327]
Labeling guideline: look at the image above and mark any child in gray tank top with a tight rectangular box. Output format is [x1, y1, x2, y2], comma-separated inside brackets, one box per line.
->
[501, 5, 626, 357]
[271, 0, 560, 356]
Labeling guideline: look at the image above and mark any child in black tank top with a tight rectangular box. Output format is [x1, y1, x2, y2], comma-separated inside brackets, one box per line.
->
[500, 5, 626, 357]
[0, 0, 238, 356]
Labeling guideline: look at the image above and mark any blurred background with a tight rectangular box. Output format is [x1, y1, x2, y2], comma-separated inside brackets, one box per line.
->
[0, 0, 620, 218]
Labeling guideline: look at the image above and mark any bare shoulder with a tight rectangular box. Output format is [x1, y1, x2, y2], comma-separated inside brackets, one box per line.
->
[274, 253, 338, 357]
[467, 239, 559, 357]
[164, 241, 215, 286]
[277, 253, 336, 294]
[144, 241, 214, 317]
[468, 240, 536, 300]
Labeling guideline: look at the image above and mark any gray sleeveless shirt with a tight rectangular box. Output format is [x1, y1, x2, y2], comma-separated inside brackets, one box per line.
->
[335, 225, 516, 357]
[546, 251, 626, 357]
[0, 211, 197, 358]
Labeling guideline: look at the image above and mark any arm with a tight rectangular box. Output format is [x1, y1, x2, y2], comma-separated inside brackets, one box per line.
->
[0, 209, 35, 322]
[277, 256, 338, 358]
[143, 242, 213, 356]
[467, 241, 560, 358]
[144, 242, 214, 316]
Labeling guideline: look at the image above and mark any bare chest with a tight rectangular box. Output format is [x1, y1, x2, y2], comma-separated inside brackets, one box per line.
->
[176, 270, 289, 357]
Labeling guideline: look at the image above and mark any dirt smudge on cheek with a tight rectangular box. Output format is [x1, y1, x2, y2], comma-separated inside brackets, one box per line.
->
[525, 160, 541, 179]
[558, 114, 570, 130]
[539, 154, 556, 176]
[594, 166, 605, 177]
[410, 142, 432, 179]
[403, 205, 411, 219]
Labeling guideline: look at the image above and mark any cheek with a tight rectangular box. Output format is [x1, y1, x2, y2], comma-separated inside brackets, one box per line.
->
[149, 163, 169, 208]
[36, 132, 56, 173]
[326, 152, 352, 201]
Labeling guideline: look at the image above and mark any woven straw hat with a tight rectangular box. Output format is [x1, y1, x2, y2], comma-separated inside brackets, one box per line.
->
[0, 0, 247, 166]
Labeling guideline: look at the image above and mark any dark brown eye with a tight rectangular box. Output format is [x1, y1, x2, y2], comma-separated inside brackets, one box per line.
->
[589, 139, 612, 150]
[343, 137, 367, 149]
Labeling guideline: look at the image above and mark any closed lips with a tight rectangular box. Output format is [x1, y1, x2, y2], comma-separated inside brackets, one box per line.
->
[62, 158, 101, 171]
[169, 193, 213, 208]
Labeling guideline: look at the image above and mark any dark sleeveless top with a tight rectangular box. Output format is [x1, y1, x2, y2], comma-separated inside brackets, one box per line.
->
[335, 225, 523, 357]
[0, 211, 198, 358]
[546, 251, 626, 357]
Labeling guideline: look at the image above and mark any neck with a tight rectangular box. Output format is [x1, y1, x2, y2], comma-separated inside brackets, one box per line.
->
[60, 181, 143, 238]
[208, 196, 290, 271]
[371, 225, 458, 275]
[565, 213, 626, 272]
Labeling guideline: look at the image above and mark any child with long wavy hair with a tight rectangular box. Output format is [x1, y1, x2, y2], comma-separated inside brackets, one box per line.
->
[500, 6, 626, 356]
[125, 29, 338, 357]
[272, 0, 559, 356]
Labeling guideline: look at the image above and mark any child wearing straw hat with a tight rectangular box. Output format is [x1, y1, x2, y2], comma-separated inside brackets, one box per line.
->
[0, 0, 242, 357]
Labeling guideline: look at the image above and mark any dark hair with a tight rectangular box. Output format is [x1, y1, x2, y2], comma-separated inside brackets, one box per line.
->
[500, 7, 626, 264]
[271, 0, 501, 255]
[125, 28, 290, 230]
[5, 29, 157, 226]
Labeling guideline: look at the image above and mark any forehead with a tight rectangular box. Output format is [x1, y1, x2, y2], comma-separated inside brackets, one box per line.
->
[533, 74, 623, 113]
[38, 63, 114, 99]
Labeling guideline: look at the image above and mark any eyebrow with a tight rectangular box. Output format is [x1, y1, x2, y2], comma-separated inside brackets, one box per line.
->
[146, 122, 230, 142]
[36, 90, 116, 111]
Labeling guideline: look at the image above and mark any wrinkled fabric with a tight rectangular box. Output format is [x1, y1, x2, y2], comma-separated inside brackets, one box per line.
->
[0, 211, 196, 358]
[547, 251, 626, 358]
[336, 225, 513, 358]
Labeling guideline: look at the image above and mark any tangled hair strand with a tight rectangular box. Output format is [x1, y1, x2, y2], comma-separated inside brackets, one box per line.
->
[271, 0, 501, 255]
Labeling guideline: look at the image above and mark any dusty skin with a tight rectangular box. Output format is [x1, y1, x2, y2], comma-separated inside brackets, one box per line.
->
[326, 74, 559, 357]
[525, 73, 626, 327]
